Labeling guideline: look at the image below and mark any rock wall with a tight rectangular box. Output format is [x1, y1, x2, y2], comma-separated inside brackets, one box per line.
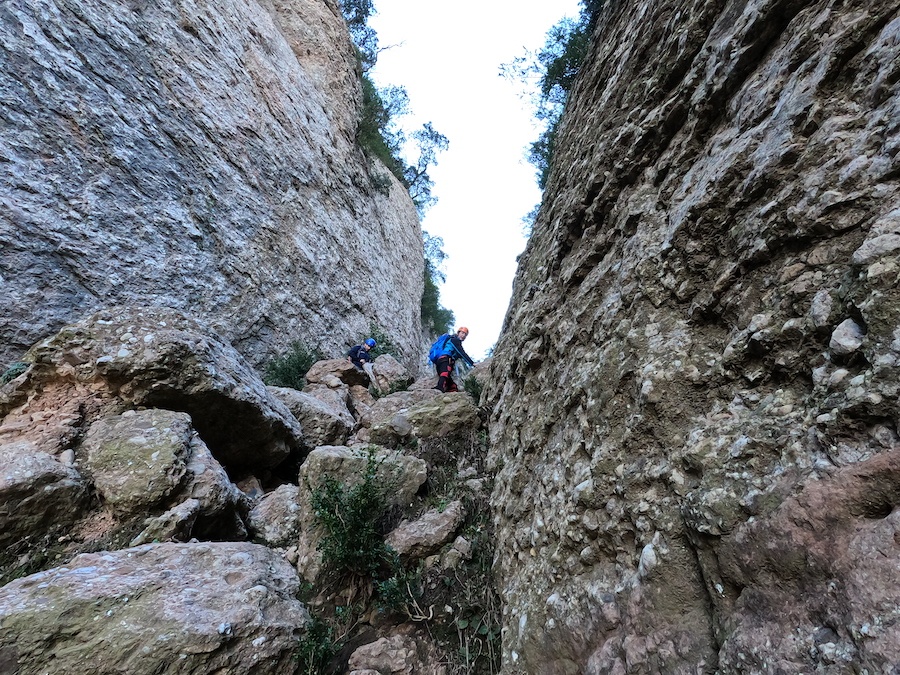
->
[486, 0, 900, 672]
[0, 0, 424, 371]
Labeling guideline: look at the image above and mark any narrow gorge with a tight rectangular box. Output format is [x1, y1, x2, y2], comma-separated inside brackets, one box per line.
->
[2, 0, 899, 673]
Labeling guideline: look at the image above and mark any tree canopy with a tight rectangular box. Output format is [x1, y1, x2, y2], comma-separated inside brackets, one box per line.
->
[337, 0, 454, 337]
[502, 1, 602, 192]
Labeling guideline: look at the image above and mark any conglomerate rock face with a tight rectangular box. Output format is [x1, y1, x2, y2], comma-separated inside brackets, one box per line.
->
[0, 542, 310, 675]
[486, 0, 900, 672]
[0, 0, 424, 371]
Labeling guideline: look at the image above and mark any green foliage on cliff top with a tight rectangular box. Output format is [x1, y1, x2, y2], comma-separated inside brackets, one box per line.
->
[502, 0, 604, 192]
[338, 0, 455, 339]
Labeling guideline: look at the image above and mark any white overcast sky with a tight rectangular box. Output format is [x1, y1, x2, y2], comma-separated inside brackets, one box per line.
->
[369, 0, 581, 360]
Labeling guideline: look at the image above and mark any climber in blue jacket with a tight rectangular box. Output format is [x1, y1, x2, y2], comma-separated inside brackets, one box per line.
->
[434, 327, 474, 393]
[346, 337, 376, 371]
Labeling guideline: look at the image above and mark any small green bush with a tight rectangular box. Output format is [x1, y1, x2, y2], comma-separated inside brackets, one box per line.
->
[463, 375, 483, 406]
[309, 448, 396, 578]
[1, 361, 28, 385]
[295, 615, 337, 675]
[375, 563, 428, 620]
[263, 341, 324, 390]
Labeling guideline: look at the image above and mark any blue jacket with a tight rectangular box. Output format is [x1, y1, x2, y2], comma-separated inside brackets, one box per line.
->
[347, 344, 373, 368]
[440, 335, 474, 367]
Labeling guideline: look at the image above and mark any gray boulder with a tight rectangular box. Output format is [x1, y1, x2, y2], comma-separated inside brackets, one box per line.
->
[15, 306, 304, 472]
[0, 542, 310, 675]
[248, 484, 303, 548]
[386, 500, 467, 560]
[351, 389, 440, 446]
[0, 441, 89, 549]
[306, 358, 369, 388]
[79, 409, 192, 516]
[78, 409, 248, 544]
[370, 353, 414, 394]
[366, 391, 480, 447]
[348, 632, 447, 675]
[129, 498, 202, 546]
[268, 385, 353, 448]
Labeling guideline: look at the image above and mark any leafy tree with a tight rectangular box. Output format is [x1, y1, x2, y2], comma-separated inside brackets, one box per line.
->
[404, 122, 449, 217]
[358, 78, 409, 181]
[421, 231, 454, 336]
[337, 0, 453, 337]
[423, 230, 448, 277]
[339, 0, 378, 70]
[502, 1, 602, 190]
[338, 0, 447, 214]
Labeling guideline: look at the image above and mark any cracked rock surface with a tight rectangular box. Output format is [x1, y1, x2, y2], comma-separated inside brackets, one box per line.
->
[485, 0, 900, 671]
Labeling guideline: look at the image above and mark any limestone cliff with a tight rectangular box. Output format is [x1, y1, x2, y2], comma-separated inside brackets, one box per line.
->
[487, 0, 900, 672]
[0, 0, 424, 370]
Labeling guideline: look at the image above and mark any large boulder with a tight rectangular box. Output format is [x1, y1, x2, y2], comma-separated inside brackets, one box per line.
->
[268, 385, 353, 448]
[370, 353, 414, 394]
[348, 631, 447, 675]
[305, 358, 370, 388]
[366, 391, 480, 447]
[386, 500, 466, 560]
[79, 409, 192, 516]
[76, 408, 248, 544]
[0, 441, 89, 549]
[350, 389, 441, 446]
[5, 306, 304, 472]
[0, 542, 310, 674]
[405, 393, 482, 439]
[247, 483, 303, 548]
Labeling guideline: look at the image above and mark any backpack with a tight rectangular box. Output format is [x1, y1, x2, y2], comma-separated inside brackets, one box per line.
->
[428, 334, 451, 363]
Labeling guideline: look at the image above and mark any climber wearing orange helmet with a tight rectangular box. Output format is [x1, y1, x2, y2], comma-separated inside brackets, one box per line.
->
[433, 327, 474, 393]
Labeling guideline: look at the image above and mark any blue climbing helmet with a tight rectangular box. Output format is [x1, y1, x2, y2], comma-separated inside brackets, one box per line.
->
[365, 338, 376, 348]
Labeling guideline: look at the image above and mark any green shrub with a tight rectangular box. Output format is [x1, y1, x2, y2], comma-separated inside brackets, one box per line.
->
[375, 562, 429, 620]
[295, 615, 338, 675]
[463, 375, 483, 406]
[263, 341, 324, 390]
[0, 361, 28, 385]
[308, 448, 396, 578]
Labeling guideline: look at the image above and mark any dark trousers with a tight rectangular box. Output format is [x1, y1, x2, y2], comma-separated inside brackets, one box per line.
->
[435, 356, 457, 392]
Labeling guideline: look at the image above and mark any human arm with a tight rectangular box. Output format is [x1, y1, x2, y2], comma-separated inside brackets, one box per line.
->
[449, 336, 475, 367]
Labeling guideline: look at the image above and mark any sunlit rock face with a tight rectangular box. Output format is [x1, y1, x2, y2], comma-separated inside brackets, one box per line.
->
[486, 0, 900, 672]
[0, 0, 423, 371]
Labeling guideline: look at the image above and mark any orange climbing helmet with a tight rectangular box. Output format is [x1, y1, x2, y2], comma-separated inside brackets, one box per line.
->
[457, 326, 469, 336]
